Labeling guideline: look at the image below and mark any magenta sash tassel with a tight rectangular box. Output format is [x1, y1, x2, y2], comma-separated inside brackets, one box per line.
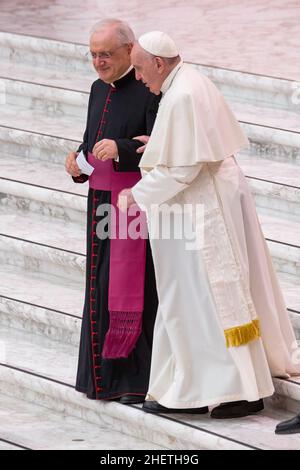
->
[87, 152, 147, 359]
[101, 311, 143, 359]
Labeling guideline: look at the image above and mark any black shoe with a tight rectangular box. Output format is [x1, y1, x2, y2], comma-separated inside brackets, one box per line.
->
[275, 414, 300, 435]
[119, 394, 146, 404]
[211, 399, 264, 419]
[142, 400, 209, 415]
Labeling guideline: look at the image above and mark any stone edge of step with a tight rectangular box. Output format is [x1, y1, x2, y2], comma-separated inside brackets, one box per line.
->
[0, 293, 82, 331]
[0, 31, 89, 59]
[242, 122, 300, 148]
[248, 177, 300, 202]
[0, 177, 87, 210]
[0, 364, 258, 450]
[0, 295, 299, 347]
[0, 31, 295, 91]
[2, 360, 300, 450]
[274, 377, 300, 407]
[0, 233, 85, 270]
[0, 76, 89, 109]
[192, 62, 297, 92]
[1, 79, 299, 139]
[0, 124, 80, 148]
[0, 309, 80, 347]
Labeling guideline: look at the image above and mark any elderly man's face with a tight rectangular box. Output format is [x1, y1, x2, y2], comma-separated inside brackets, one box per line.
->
[90, 29, 131, 83]
[131, 44, 164, 95]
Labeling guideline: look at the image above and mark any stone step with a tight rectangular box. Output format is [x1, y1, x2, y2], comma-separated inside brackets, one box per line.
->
[239, 154, 300, 188]
[289, 311, 300, 342]
[196, 64, 300, 114]
[279, 272, 300, 312]
[232, 101, 300, 133]
[1, 127, 299, 183]
[0, 393, 165, 450]
[0, 262, 83, 345]
[273, 376, 300, 416]
[0, 295, 81, 347]
[0, 32, 91, 74]
[1, 154, 299, 277]
[2, 147, 300, 223]
[0, 32, 299, 166]
[0, 177, 86, 224]
[0, 194, 298, 284]
[0, 104, 84, 142]
[1, 205, 85, 252]
[1, 58, 93, 93]
[0, 125, 78, 166]
[237, 154, 300, 220]
[1, 31, 298, 115]
[0, 234, 84, 281]
[248, 179, 300, 220]
[241, 122, 300, 164]
[1, 80, 299, 164]
[0, 325, 300, 450]
[0, 152, 86, 197]
[258, 213, 300, 277]
[2, 149, 299, 224]
[0, 207, 86, 280]
[0, 260, 298, 348]
[0, 154, 87, 222]
[0, 77, 89, 119]
[3, 125, 298, 194]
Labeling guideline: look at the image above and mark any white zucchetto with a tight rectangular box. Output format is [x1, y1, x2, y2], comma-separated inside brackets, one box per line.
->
[138, 31, 179, 58]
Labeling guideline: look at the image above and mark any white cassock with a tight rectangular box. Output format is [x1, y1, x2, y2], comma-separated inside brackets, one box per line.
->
[132, 62, 300, 409]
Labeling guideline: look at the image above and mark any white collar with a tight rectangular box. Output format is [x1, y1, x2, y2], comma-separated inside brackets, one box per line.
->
[110, 65, 134, 87]
[161, 61, 183, 95]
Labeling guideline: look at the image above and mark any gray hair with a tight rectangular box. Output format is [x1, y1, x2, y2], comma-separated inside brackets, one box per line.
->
[90, 18, 135, 44]
[157, 56, 181, 66]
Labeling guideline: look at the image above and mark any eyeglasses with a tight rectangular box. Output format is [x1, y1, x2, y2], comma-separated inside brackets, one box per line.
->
[87, 44, 127, 60]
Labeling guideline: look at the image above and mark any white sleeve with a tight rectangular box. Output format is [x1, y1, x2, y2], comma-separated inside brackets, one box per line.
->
[132, 164, 202, 209]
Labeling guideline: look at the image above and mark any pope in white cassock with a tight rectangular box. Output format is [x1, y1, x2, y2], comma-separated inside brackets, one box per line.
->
[118, 31, 300, 419]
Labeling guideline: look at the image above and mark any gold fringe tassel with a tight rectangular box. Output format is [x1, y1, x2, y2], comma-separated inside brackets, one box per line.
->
[225, 319, 260, 348]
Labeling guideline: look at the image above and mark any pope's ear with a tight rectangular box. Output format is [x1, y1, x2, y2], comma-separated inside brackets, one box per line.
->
[155, 57, 165, 73]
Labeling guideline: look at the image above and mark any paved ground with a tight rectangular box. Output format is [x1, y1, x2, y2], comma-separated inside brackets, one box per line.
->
[0, 0, 299, 80]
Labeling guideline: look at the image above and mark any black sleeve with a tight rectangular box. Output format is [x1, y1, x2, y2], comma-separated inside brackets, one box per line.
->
[115, 93, 160, 172]
[72, 83, 94, 184]
[72, 173, 89, 183]
[114, 138, 143, 172]
[146, 93, 161, 134]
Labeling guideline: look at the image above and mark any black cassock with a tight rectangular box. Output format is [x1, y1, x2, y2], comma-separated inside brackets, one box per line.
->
[73, 69, 160, 400]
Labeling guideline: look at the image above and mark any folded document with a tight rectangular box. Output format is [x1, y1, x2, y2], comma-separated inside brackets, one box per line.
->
[76, 151, 94, 176]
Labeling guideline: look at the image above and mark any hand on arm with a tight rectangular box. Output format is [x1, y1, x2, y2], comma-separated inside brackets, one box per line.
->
[117, 188, 136, 213]
[133, 135, 150, 154]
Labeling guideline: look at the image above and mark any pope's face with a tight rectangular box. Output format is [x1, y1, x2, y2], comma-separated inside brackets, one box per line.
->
[89, 30, 131, 84]
[131, 45, 163, 95]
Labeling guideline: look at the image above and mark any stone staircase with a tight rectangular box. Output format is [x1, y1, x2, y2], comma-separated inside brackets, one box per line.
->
[0, 31, 300, 450]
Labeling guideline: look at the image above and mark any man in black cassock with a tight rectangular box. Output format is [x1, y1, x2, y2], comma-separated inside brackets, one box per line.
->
[65, 19, 160, 404]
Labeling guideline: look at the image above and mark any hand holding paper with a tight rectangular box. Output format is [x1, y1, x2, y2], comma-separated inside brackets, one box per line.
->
[76, 151, 94, 176]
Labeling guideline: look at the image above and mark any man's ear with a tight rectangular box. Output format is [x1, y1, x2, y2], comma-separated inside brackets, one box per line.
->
[126, 43, 134, 55]
[155, 57, 165, 74]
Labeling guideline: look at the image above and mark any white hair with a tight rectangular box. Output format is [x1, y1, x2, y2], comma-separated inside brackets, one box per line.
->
[90, 18, 135, 44]
[135, 41, 180, 65]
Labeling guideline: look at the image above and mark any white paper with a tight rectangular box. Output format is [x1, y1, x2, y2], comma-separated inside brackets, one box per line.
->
[76, 151, 94, 176]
